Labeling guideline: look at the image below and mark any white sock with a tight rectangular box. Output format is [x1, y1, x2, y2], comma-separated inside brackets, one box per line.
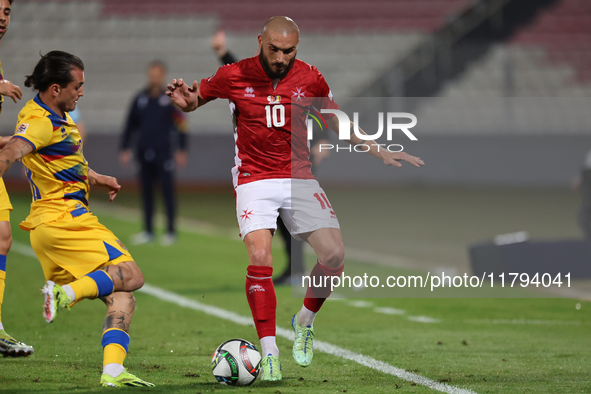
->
[63, 285, 76, 302]
[103, 363, 125, 378]
[260, 336, 279, 357]
[297, 305, 317, 327]
[0, 322, 4, 331]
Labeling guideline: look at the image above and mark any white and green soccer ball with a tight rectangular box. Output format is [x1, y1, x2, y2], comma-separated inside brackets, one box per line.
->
[211, 339, 261, 386]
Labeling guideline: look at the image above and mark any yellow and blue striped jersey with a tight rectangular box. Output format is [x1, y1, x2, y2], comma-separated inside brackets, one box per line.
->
[13, 95, 88, 230]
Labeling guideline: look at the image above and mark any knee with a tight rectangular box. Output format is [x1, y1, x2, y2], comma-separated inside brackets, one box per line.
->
[115, 262, 145, 291]
[322, 243, 345, 268]
[128, 266, 145, 291]
[0, 234, 11, 255]
[249, 248, 273, 267]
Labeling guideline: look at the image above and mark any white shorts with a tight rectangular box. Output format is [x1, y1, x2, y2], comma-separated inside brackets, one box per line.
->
[235, 178, 340, 240]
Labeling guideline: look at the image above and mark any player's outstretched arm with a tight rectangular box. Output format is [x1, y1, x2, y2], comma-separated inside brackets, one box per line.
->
[0, 136, 12, 149]
[0, 80, 23, 103]
[379, 149, 424, 168]
[326, 116, 424, 168]
[166, 78, 208, 112]
[88, 169, 121, 202]
[0, 137, 33, 177]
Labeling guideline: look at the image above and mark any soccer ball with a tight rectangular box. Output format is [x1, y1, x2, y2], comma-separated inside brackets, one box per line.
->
[211, 339, 261, 386]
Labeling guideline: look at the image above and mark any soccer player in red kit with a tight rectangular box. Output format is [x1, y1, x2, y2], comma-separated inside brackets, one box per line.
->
[167, 16, 424, 381]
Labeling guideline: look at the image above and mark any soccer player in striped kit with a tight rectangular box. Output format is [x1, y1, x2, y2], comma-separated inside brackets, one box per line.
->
[0, 51, 152, 387]
[0, 0, 34, 358]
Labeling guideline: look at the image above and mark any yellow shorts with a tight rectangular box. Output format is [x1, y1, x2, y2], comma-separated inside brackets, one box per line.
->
[0, 178, 13, 218]
[0, 209, 9, 222]
[30, 208, 134, 285]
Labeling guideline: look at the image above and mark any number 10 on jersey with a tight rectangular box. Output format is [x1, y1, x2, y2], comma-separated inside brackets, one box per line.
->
[265, 105, 285, 127]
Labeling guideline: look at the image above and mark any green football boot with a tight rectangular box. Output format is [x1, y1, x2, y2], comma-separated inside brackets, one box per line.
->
[0, 330, 34, 357]
[291, 313, 314, 367]
[100, 369, 154, 387]
[41, 280, 71, 323]
[259, 355, 282, 381]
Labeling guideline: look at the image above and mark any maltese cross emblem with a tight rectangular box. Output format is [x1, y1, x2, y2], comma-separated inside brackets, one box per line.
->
[291, 87, 306, 101]
[240, 209, 253, 220]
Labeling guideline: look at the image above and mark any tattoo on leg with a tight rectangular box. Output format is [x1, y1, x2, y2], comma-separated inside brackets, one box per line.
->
[103, 314, 114, 332]
[102, 265, 125, 287]
[102, 293, 135, 333]
[116, 313, 126, 329]
[103, 311, 132, 332]
[117, 266, 124, 282]
[127, 293, 136, 313]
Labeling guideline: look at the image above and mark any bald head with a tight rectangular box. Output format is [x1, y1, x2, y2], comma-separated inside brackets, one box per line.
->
[261, 16, 300, 40]
[258, 16, 300, 80]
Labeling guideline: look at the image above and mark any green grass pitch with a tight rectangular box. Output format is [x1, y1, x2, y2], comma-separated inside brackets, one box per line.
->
[1, 188, 590, 393]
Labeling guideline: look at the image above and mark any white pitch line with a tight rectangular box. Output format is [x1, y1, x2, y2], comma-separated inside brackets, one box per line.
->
[407, 315, 441, 324]
[11, 241, 38, 258]
[137, 283, 476, 394]
[11, 240, 467, 391]
[93, 201, 451, 273]
[12, 238, 580, 328]
[374, 307, 406, 315]
[11, 242, 474, 392]
[344, 300, 441, 323]
[91, 202, 237, 239]
[347, 300, 374, 308]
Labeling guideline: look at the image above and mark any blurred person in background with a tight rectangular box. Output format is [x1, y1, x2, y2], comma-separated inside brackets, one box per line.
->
[0, 0, 34, 357]
[119, 61, 188, 246]
[211, 30, 331, 285]
[575, 149, 591, 238]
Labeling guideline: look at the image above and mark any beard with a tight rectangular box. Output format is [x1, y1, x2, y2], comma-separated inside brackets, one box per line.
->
[259, 48, 296, 80]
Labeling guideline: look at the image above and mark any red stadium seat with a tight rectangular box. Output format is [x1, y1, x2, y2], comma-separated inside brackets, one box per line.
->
[100, 0, 470, 33]
[511, 0, 591, 82]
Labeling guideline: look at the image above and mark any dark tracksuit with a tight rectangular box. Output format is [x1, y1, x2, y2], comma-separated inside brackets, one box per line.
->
[579, 167, 591, 238]
[120, 89, 187, 236]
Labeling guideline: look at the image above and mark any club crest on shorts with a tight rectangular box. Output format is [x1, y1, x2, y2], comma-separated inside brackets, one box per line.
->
[240, 209, 253, 220]
[116, 239, 128, 251]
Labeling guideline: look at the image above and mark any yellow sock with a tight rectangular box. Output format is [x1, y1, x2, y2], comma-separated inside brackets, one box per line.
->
[102, 328, 129, 367]
[0, 264, 5, 323]
[68, 276, 99, 300]
[69, 271, 114, 301]
[0, 276, 4, 323]
[103, 344, 127, 366]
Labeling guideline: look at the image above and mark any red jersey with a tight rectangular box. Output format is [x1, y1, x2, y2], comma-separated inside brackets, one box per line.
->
[199, 56, 339, 186]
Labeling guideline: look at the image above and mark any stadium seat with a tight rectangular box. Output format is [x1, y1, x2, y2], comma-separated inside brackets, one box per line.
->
[3, 0, 450, 134]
